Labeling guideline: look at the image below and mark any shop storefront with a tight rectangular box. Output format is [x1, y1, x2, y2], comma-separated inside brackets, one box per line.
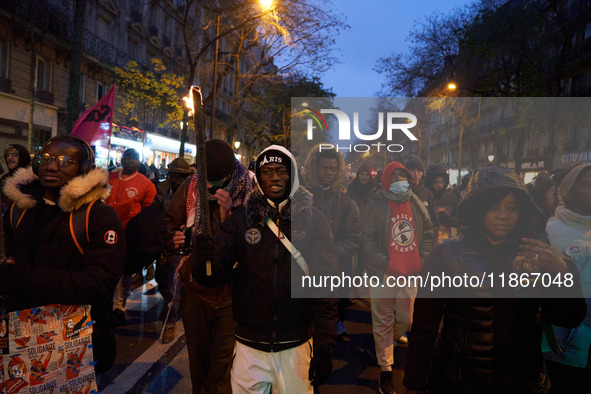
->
[93, 124, 196, 170]
[143, 132, 196, 171]
[561, 150, 591, 168]
[520, 160, 546, 184]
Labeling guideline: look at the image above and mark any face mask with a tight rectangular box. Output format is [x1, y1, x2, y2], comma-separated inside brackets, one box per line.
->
[389, 180, 409, 195]
[209, 178, 226, 187]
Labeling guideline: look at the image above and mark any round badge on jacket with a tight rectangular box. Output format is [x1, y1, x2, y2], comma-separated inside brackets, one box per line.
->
[104, 230, 118, 245]
[245, 228, 262, 245]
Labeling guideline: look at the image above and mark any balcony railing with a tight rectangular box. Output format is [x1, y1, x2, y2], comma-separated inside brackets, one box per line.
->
[83, 30, 132, 68]
[0, 77, 13, 93]
[34, 88, 54, 105]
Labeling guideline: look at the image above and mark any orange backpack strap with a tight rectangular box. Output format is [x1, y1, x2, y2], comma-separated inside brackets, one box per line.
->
[69, 201, 96, 255]
[9, 203, 27, 230]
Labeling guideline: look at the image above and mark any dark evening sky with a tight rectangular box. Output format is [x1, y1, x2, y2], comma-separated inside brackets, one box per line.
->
[321, 0, 475, 97]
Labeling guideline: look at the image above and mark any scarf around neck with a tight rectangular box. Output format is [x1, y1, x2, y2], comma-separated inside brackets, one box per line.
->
[186, 160, 252, 234]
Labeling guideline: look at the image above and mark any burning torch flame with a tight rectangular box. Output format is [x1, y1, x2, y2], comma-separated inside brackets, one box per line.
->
[183, 87, 195, 117]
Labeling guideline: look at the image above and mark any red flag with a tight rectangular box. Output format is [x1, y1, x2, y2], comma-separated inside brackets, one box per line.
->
[71, 84, 116, 145]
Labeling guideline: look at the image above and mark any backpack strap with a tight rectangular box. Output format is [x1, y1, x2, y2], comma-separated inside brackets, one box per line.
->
[70, 201, 96, 255]
[265, 217, 310, 276]
[9, 203, 27, 230]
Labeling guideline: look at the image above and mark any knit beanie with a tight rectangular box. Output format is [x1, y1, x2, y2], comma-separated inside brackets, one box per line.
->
[357, 162, 372, 174]
[256, 147, 291, 180]
[403, 154, 424, 171]
[255, 145, 299, 200]
[205, 139, 236, 181]
[558, 163, 591, 202]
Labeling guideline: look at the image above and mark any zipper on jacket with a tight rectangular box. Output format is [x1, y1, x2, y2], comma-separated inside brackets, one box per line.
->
[271, 232, 280, 348]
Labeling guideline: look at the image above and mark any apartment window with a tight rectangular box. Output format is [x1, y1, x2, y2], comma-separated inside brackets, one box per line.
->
[97, 82, 107, 100]
[0, 41, 8, 78]
[164, 15, 172, 38]
[530, 131, 539, 154]
[128, 39, 137, 58]
[97, 16, 115, 44]
[35, 57, 51, 91]
[79, 74, 86, 103]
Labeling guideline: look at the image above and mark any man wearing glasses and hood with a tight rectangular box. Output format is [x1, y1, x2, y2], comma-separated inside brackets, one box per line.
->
[1, 135, 125, 377]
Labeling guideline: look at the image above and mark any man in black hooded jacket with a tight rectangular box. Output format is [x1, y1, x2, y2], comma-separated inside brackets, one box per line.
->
[191, 145, 338, 393]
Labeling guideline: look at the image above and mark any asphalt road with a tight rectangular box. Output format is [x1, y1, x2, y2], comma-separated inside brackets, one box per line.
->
[96, 275, 409, 393]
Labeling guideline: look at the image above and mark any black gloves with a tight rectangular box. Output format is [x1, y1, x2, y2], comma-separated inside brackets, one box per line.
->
[308, 347, 333, 386]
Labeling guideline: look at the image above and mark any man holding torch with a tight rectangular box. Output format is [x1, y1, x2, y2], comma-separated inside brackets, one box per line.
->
[163, 138, 252, 393]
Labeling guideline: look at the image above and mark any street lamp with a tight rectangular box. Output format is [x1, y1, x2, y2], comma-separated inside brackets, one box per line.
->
[488, 154, 495, 165]
[260, 0, 273, 11]
[210, 0, 276, 141]
[234, 140, 241, 150]
[446, 82, 482, 180]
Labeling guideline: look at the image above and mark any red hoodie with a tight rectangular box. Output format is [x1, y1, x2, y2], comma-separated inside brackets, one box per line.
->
[381, 162, 422, 276]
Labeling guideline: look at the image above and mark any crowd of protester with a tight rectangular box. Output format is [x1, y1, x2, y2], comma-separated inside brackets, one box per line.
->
[1, 135, 590, 393]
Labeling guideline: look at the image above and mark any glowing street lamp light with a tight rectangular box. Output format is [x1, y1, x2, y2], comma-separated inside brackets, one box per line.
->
[488, 154, 495, 164]
[260, 0, 273, 11]
[234, 141, 241, 150]
[447, 82, 457, 91]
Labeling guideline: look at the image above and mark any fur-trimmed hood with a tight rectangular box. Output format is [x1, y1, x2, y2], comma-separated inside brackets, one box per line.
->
[302, 144, 346, 192]
[246, 186, 314, 227]
[3, 167, 111, 212]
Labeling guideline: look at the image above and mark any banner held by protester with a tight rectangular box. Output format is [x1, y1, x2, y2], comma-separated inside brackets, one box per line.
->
[71, 85, 116, 146]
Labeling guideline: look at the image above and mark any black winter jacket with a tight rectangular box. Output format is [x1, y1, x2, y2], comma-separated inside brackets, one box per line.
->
[405, 167, 586, 393]
[2, 167, 126, 374]
[193, 187, 338, 353]
[307, 186, 361, 273]
[347, 178, 377, 211]
[405, 237, 585, 392]
[304, 146, 361, 275]
[411, 180, 437, 225]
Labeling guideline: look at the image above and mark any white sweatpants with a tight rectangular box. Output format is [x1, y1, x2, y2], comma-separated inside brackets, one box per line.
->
[370, 276, 418, 367]
[231, 339, 314, 394]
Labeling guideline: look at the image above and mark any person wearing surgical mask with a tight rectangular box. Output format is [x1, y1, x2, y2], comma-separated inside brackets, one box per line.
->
[361, 161, 435, 394]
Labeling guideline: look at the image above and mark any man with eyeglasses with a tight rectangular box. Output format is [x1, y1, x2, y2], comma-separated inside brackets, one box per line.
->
[0, 135, 125, 378]
[190, 145, 338, 393]
[105, 148, 157, 326]
[0, 144, 31, 210]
